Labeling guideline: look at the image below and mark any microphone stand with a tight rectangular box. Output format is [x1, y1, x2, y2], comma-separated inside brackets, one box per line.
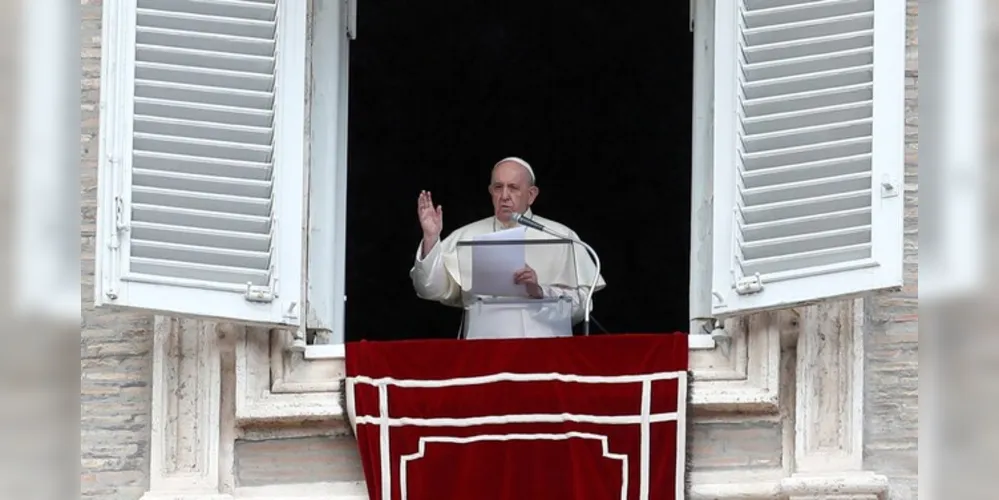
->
[513, 213, 602, 335]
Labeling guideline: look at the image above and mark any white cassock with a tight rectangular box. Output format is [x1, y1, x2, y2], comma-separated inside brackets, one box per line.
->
[410, 209, 607, 339]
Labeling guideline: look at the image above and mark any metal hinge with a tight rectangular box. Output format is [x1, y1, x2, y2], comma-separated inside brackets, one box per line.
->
[104, 154, 125, 300]
[106, 154, 130, 250]
[735, 273, 764, 295]
[108, 197, 123, 250]
[244, 283, 275, 303]
[344, 0, 357, 39]
[114, 195, 129, 231]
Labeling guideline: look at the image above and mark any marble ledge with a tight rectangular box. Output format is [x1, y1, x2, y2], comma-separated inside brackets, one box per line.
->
[140, 495, 233, 500]
[304, 343, 345, 360]
[690, 472, 890, 500]
[301, 334, 716, 359]
[140, 481, 369, 500]
[141, 473, 887, 500]
[234, 481, 368, 499]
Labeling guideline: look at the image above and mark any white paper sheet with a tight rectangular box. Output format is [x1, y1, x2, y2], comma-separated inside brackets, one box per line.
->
[468, 226, 529, 297]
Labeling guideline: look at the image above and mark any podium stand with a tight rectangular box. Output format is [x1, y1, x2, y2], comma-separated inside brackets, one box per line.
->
[455, 237, 580, 340]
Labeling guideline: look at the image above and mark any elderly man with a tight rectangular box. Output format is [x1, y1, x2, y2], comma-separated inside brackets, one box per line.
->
[410, 157, 606, 339]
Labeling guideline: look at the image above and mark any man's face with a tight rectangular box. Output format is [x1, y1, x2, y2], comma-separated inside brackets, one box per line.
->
[489, 161, 539, 223]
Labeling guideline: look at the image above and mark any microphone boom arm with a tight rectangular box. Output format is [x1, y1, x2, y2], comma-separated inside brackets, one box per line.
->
[513, 213, 601, 335]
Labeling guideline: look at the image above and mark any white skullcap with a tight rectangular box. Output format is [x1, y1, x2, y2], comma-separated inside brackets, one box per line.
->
[493, 157, 536, 184]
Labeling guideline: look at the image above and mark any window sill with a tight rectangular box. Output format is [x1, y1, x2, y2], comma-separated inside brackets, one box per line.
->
[303, 335, 714, 360]
[688, 333, 717, 350]
[304, 343, 346, 360]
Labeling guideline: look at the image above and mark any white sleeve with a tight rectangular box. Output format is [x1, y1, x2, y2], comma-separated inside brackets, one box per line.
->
[410, 239, 461, 302]
[539, 284, 591, 325]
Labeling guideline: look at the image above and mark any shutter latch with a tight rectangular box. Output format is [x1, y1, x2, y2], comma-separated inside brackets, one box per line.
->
[880, 175, 900, 199]
[735, 273, 764, 295]
[244, 283, 275, 303]
[283, 301, 299, 323]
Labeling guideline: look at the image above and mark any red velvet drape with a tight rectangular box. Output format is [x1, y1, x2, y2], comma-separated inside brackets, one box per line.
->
[346, 334, 688, 500]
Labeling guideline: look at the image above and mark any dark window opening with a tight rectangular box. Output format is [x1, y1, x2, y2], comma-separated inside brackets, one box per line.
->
[345, 1, 693, 341]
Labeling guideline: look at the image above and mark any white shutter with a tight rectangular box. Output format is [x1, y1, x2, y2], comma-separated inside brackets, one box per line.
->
[710, 0, 905, 317]
[95, 0, 307, 326]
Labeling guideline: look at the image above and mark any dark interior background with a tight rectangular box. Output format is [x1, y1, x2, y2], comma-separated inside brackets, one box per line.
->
[345, 0, 692, 341]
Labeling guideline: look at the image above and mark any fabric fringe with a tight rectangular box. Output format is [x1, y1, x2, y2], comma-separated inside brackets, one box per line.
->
[338, 377, 356, 439]
[685, 369, 694, 500]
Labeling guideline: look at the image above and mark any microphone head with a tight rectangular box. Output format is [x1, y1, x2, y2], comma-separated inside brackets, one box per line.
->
[511, 212, 545, 231]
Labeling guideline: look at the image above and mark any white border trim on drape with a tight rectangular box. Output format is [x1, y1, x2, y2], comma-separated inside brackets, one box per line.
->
[349, 370, 688, 500]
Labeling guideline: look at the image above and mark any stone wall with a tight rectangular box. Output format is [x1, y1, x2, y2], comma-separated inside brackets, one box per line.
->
[860, 0, 920, 498]
[234, 435, 363, 487]
[80, 0, 156, 498]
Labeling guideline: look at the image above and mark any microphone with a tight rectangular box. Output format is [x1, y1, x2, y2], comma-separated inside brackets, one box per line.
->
[512, 212, 602, 335]
[511, 212, 546, 231]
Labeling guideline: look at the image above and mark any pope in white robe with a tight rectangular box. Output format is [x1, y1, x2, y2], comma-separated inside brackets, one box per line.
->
[410, 157, 606, 339]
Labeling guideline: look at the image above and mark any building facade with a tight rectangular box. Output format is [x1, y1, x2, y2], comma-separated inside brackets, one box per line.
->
[81, 0, 919, 499]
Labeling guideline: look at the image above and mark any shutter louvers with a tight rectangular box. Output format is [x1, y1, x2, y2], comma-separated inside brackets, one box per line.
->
[710, 0, 905, 317]
[131, 0, 278, 288]
[96, 0, 307, 326]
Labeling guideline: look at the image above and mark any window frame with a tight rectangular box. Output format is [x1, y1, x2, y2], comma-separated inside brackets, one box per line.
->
[687, 0, 718, 349]
[302, 0, 720, 359]
[305, 0, 907, 356]
[304, 0, 352, 341]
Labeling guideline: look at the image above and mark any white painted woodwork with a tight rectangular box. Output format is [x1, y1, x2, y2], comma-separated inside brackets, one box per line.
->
[95, 0, 309, 327]
[709, 0, 906, 318]
[305, 0, 350, 337]
[687, 0, 715, 333]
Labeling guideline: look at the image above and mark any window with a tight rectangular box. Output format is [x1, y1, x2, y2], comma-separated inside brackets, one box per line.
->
[342, 0, 694, 339]
[95, 0, 905, 353]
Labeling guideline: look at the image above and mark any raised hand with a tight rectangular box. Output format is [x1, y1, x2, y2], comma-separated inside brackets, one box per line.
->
[417, 190, 443, 241]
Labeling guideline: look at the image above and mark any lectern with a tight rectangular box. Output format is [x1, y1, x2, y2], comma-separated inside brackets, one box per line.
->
[455, 237, 580, 340]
